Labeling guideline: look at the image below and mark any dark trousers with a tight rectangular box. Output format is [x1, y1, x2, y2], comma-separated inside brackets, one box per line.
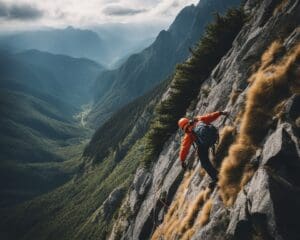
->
[197, 145, 219, 181]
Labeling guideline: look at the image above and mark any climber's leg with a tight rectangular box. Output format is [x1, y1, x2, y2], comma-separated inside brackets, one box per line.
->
[197, 145, 219, 181]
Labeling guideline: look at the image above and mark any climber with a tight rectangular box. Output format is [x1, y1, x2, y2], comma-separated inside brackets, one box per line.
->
[178, 111, 229, 182]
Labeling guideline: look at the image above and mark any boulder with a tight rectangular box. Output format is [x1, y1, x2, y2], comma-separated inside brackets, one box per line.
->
[262, 124, 300, 186]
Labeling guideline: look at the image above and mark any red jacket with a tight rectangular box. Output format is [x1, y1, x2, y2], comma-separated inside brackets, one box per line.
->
[179, 111, 222, 162]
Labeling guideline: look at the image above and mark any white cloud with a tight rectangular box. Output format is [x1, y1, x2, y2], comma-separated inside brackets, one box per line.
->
[0, 0, 199, 31]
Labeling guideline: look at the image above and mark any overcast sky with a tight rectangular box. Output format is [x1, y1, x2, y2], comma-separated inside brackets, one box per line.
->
[0, 0, 199, 31]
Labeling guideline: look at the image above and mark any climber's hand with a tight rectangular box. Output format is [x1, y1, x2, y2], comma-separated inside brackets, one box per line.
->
[181, 161, 187, 171]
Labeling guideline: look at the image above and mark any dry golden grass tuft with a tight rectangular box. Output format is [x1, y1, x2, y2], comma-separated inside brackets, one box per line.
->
[230, 89, 243, 105]
[198, 198, 213, 227]
[181, 228, 196, 240]
[240, 162, 257, 188]
[152, 182, 212, 240]
[219, 41, 300, 206]
[273, 99, 288, 121]
[180, 197, 213, 239]
[219, 141, 256, 205]
[164, 172, 193, 233]
[234, 110, 244, 126]
[257, 41, 283, 70]
[178, 188, 211, 234]
[152, 170, 194, 240]
[273, 0, 289, 15]
[213, 126, 236, 167]
[199, 167, 207, 177]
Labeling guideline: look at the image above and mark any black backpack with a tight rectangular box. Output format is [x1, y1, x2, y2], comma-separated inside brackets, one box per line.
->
[192, 122, 218, 147]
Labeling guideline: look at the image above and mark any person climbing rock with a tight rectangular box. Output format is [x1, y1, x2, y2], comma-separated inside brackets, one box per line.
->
[178, 111, 229, 182]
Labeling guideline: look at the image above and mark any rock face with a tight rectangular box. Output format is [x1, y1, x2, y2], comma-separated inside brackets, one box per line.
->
[101, 187, 125, 220]
[109, 0, 300, 239]
[225, 122, 300, 240]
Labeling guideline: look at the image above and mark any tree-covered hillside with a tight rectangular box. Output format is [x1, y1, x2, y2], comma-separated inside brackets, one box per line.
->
[0, 79, 167, 240]
[0, 50, 103, 206]
[89, 0, 241, 127]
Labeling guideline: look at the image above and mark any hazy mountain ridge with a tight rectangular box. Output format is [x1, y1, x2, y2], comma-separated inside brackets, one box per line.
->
[15, 49, 104, 106]
[0, 27, 107, 64]
[0, 50, 103, 206]
[89, 0, 241, 127]
[0, 25, 159, 68]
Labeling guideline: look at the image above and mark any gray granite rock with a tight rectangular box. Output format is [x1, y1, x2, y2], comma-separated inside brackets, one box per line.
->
[129, 168, 152, 212]
[109, 1, 300, 239]
[96, 187, 125, 221]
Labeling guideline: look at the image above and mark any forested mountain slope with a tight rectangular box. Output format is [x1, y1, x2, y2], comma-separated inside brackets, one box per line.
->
[0, 80, 167, 240]
[0, 50, 103, 206]
[89, 0, 241, 126]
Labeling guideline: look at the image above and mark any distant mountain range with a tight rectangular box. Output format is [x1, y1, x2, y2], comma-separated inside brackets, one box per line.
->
[0, 27, 108, 65]
[89, 0, 241, 127]
[0, 25, 157, 68]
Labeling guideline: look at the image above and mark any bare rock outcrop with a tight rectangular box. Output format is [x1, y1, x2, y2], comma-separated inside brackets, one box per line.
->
[109, 1, 300, 239]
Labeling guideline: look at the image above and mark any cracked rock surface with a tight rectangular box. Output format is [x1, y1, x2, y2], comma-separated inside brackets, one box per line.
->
[109, 1, 300, 239]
